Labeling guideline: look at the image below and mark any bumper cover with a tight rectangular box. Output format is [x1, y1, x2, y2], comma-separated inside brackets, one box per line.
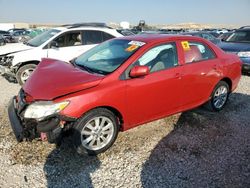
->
[8, 97, 62, 142]
[242, 64, 250, 73]
[8, 97, 24, 142]
[240, 57, 250, 73]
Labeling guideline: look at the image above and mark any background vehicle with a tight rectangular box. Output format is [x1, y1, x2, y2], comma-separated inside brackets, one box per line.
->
[0, 23, 123, 85]
[181, 31, 221, 44]
[218, 26, 250, 74]
[218, 31, 234, 41]
[8, 35, 241, 155]
[11, 30, 31, 43]
[0, 30, 13, 43]
[0, 35, 5, 46]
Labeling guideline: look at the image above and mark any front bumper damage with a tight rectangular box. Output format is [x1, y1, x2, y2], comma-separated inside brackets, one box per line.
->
[7, 94, 76, 143]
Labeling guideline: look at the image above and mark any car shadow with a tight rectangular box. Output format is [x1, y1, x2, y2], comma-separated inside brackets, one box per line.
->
[44, 131, 101, 188]
[141, 93, 250, 188]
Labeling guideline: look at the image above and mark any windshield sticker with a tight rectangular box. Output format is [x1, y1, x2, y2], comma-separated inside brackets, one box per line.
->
[125, 45, 139, 52]
[181, 41, 190, 51]
[128, 41, 146, 46]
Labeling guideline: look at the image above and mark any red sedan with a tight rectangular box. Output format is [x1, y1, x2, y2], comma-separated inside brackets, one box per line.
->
[8, 35, 241, 155]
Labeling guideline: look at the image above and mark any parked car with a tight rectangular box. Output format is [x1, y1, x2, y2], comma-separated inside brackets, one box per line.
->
[8, 28, 27, 34]
[8, 35, 241, 155]
[206, 31, 220, 38]
[0, 30, 13, 43]
[0, 35, 5, 46]
[0, 23, 123, 85]
[218, 31, 234, 41]
[218, 26, 250, 74]
[116, 29, 135, 36]
[11, 30, 31, 43]
[181, 31, 221, 44]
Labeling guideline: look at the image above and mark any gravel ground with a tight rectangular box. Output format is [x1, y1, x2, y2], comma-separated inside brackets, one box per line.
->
[0, 75, 249, 188]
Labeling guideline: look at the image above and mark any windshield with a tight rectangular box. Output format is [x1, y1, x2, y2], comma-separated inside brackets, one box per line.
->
[226, 31, 250, 43]
[25, 29, 61, 47]
[74, 39, 145, 75]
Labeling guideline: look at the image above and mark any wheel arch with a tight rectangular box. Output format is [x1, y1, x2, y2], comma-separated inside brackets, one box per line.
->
[82, 106, 124, 131]
[15, 60, 40, 73]
[220, 77, 232, 92]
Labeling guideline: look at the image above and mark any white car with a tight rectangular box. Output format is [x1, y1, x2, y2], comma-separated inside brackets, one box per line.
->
[0, 23, 123, 85]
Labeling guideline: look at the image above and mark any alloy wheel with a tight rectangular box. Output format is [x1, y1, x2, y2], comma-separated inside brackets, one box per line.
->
[80, 116, 115, 151]
[20, 68, 35, 83]
[213, 85, 228, 109]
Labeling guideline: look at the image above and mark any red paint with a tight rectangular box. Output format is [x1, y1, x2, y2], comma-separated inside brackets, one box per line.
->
[23, 35, 242, 131]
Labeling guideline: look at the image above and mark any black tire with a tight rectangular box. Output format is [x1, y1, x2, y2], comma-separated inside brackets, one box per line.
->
[73, 108, 119, 155]
[205, 81, 229, 112]
[16, 64, 37, 85]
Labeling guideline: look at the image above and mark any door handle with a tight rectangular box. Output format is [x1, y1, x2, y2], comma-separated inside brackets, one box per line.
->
[175, 73, 182, 79]
[212, 65, 218, 70]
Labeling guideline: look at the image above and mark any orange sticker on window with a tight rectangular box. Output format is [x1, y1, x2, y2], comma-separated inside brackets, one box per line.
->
[125, 45, 139, 52]
[181, 41, 190, 51]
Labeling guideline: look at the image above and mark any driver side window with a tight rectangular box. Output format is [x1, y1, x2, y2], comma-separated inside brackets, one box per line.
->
[135, 43, 178, 73]
[51, 32, 82, 48]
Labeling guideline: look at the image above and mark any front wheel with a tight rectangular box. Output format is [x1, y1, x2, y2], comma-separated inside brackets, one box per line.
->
[73, 108, 119, 155]
[206, 81, 229, 111]
[16, 64, 37, 85]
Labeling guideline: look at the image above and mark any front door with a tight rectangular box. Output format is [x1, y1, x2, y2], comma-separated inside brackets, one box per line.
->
[46, 31, 96, 62]
[125, 42, 183, 128]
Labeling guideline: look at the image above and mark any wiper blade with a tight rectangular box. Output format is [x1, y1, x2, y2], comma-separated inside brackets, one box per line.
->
[69, 58, 76, 66]
[76, 63, 95, 73]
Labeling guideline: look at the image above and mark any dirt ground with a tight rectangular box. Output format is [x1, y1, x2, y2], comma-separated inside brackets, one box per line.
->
[0, 76, 249, 188]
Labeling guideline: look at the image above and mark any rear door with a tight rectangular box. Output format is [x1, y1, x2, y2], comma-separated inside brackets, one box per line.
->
[179, 40, 221, 109]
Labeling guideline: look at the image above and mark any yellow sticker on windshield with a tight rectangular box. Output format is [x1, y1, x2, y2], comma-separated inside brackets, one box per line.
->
[181, 41, 190, 51]
[125, 45, 139, 52]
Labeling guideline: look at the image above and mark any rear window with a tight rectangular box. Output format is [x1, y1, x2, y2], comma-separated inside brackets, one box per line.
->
[82, 30, 115, 45]
[226, 31, 250, 43]
[182, 41, 216, 64]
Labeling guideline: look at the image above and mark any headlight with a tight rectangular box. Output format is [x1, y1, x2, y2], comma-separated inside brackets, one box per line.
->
[237, 51, 250, 58]
[24, 101, 69, 121]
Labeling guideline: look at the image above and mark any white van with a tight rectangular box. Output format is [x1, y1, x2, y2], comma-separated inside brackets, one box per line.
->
[0, 23, 123, 85]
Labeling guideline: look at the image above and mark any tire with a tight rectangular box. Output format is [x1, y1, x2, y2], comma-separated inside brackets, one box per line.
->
[205, 81, 229, 112]
[16, 64, 37, 85]
[73, 108, 119, 155]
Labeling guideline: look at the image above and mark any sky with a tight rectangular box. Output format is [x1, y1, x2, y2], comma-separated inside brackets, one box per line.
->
[0, 0, 249, 26]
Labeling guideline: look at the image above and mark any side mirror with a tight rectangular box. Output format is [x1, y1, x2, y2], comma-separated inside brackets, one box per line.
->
[129, 65, 149, 78]
[50, 41, 59, 48]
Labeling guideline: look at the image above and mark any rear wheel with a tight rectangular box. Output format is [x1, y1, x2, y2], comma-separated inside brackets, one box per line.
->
[16, 64, 37, 85]
[73, 108, 119, 155]
[206, 81, 229, 111]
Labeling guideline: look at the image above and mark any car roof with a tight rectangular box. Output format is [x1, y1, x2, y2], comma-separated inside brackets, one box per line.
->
[237, 28, 250, 32]
[52, 26, 120, 34]
[117, 34, 205, 44]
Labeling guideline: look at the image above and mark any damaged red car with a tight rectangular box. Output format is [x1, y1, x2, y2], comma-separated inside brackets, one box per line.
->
[8, 35, 241, 155]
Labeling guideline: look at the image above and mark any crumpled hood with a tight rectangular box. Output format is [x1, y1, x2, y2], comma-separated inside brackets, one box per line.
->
[0, 43, 34, 55]
[23, 58, 104, 100]
[218, 42, 250, 52]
